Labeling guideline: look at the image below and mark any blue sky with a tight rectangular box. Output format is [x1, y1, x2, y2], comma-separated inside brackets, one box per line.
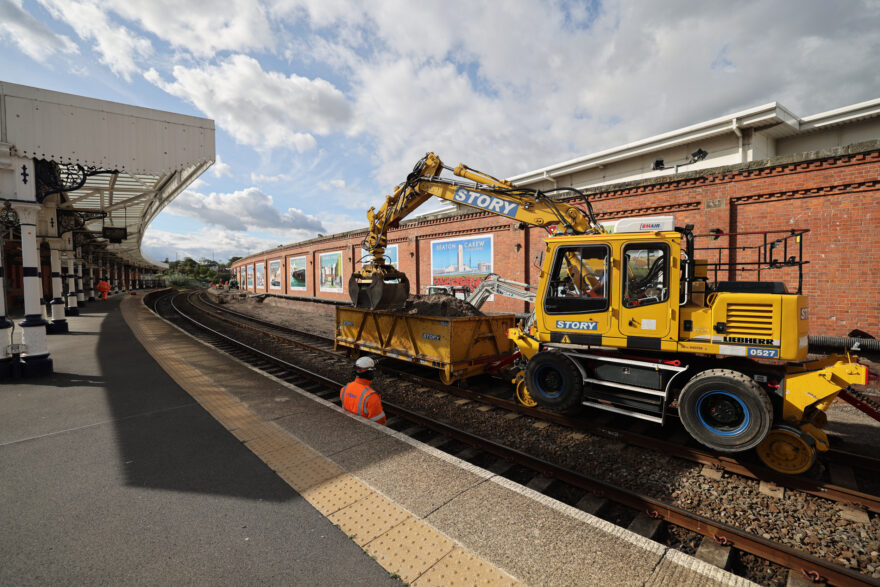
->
[2, 0, 879, 264]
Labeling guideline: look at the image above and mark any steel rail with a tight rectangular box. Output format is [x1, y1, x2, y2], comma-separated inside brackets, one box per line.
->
[189, 289, 880, 513]
[390, 404, 875, 587]
[159, 289, 876, 587]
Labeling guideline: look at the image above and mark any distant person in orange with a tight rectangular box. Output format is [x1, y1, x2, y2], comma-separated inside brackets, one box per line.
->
[340, 357, 386, 425]
[96, 280, 111, 300]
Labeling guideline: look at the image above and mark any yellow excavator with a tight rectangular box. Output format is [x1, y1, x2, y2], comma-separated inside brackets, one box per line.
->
[349, 152, 604, 309]
[349, 152, 875, 475]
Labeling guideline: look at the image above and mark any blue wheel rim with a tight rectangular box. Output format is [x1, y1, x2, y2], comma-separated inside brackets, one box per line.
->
[533, 364, 565, 399]
[695, 391, 749, 436]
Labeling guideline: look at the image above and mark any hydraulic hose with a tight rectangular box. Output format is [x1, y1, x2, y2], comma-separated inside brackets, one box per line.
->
[808, 335, 880, 353]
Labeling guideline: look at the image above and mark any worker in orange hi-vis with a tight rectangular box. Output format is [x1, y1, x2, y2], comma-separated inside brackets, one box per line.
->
[340, 357, 386, 425]
[96, 280, 111, 300]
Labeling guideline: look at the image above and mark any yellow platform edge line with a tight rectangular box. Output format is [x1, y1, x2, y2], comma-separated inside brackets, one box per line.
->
[122, 295, 521, 586]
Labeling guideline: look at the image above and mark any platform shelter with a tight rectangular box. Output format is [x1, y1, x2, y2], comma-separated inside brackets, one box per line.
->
[0, 81, 214, 378]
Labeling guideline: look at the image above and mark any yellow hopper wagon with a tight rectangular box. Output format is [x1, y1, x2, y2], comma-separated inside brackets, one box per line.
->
[335, 307, 516, 384]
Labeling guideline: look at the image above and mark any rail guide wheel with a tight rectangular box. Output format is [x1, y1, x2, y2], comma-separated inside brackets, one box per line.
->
[513, 371, 537, 407]
[755, 425, 817, 475]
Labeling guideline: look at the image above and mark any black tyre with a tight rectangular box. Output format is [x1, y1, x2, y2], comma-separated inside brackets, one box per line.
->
[525, 352, 583, 413]
[678, 369, 773, 452]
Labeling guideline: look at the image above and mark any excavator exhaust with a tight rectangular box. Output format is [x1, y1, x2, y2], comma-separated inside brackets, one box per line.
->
[348, 269, 410, 310]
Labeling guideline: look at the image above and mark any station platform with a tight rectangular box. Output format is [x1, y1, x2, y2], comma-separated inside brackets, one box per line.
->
[1, 293, 753, 586]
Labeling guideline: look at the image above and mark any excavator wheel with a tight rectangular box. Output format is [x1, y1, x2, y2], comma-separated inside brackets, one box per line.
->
[513, 371, 538, 407]
[348, 272, 410, 310]
[525, 351, 583, 413]
[755, 424, 817, 475]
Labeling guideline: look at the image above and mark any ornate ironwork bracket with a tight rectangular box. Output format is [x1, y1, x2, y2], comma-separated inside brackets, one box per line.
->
[0, 202, 20, 227]
[56, 209, 107, 235]
[35, 159, 118, 203]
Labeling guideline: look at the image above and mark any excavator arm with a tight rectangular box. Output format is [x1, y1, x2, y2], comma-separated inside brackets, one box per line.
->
[350, 152, 604, 309]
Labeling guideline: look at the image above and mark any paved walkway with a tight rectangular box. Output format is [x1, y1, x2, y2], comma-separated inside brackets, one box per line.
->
[0, 295, 400, 586]
[2, 292, 755, 586]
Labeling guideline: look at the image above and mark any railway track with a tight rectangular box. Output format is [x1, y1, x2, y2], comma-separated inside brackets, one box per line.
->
[191, 290, 880, 515]
[149, 288, 879, 586]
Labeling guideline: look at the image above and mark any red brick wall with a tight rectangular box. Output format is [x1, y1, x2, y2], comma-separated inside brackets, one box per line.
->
[233, 148, 880, 337]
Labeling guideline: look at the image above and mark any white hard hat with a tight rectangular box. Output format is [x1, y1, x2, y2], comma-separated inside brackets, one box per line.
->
[355, 356, 376, 370]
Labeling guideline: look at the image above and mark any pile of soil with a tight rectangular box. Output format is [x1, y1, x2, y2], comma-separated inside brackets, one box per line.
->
[389, 294, 483, 318]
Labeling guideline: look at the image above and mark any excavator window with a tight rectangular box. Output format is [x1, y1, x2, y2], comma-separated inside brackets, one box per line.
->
[622, 243, 669, 308]
[543, 245, 609, 314]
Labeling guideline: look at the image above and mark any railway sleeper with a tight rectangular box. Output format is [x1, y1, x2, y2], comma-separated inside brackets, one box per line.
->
[695, 537, 733, 570]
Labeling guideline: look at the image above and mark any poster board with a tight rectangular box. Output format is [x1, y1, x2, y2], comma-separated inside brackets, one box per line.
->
[268, 259, 282, 290]
[289, 256, 307, 291]
[430, 234, 493, 291]
[255, 263, 265, 289]
[319, 251, 343, 293]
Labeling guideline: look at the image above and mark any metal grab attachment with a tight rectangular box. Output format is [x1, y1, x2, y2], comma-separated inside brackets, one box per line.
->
[348, 270, 410, 309]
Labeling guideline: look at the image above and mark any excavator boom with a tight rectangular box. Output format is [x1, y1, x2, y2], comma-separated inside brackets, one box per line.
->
[350, 152, 603, 309]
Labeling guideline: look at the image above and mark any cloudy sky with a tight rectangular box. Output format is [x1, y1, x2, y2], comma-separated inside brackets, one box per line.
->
[2, 1, 879, 263]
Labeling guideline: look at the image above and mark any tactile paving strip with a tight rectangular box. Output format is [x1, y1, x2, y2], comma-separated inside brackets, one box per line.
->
[244, 431, 295, 456]
[364, 517, 454, 583]
[261, 442, 322, 474]
[278, 456, 344, 493]
[303, 474, 372, 516]
[328, 492, 411, 546]
[231, 421, 279, 442]
[124, 296, 521, 585]
[412, 547, 520, 586]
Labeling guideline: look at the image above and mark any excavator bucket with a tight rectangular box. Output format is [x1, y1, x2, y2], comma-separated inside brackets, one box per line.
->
[348, 271, 410, 310]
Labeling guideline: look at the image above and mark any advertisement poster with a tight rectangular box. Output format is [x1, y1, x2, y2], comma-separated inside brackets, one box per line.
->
[289, 256, 307, 291]
[359, 244, 398, 269]
[319, 251, 343, 293]
[269, 259, 282, 290]
[255, 263, 265, 289]
[431, 234, 493, 290]
[247, 265, 254, 288]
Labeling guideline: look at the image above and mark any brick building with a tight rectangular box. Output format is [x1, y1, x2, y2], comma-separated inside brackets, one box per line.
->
[232, 99, 880, 337]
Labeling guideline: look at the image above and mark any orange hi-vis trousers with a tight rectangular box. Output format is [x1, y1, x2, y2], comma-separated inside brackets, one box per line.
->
[340, 377, 386, 425]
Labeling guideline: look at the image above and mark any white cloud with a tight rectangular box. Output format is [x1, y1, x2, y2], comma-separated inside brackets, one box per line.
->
[278, 0, 880, 183]
[164, 186, 326, 235]
[145, 54, 351, 151]
[37, 0, 152, 80]
[318, 179, 346, 190]
[142, 226, 283, 264]
[0, 0, 78, 62]
[211, 155, 233, 178]
[107, 0, 273, 57]
[250, 172, 292, 183]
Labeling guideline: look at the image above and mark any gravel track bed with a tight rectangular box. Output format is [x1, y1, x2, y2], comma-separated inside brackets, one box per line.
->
[195, 291, 880, 584]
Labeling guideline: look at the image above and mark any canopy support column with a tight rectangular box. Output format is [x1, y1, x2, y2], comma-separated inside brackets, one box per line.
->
[0, 234, 13, 378]
[46, 244, 68, 334]
[88, 254, 95, 301]
[65, 256, 79, 316]
[75, 247, 85, 307]
[14, 202, 53, 377]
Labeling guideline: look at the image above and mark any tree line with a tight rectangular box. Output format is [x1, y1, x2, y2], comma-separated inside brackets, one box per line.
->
[162, 256, 237, 285]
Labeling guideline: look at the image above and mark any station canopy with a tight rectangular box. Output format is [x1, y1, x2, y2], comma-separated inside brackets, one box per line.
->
[1, 82, 215, 268]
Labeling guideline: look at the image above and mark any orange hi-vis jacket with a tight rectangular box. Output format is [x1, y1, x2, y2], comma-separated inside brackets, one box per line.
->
[340, 377, 386, 425]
